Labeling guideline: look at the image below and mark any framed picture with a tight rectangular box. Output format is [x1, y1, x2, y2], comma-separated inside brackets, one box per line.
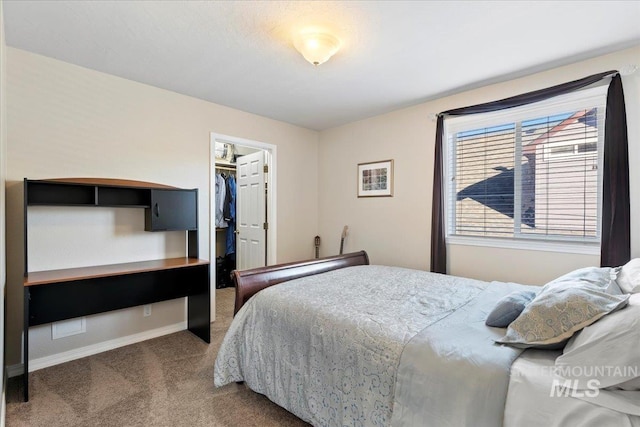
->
[357, 159, 394, 197]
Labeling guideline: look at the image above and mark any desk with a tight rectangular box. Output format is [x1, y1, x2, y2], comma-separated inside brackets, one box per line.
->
[23, 257, 210, 401]
[22, 178, 210, 402]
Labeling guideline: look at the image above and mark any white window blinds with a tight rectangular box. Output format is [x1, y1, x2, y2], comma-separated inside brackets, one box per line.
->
[445, 85, 607, 245]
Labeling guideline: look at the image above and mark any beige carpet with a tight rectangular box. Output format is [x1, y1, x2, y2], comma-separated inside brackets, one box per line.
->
[6, 288, 310, 427]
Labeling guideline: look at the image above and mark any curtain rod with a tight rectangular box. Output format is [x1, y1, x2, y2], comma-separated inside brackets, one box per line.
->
[434, 69, 620, 119]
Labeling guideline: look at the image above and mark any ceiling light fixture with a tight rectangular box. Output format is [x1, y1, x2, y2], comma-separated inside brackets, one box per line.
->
[293, 30, 341, 66]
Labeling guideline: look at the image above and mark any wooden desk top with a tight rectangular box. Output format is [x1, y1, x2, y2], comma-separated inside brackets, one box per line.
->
[24, 257, 209, 287]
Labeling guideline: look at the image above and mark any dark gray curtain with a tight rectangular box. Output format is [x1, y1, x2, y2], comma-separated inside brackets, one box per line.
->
[430, 115, 446, 273]
[601, 74, 630, 267]
[430, 70, 629, 273]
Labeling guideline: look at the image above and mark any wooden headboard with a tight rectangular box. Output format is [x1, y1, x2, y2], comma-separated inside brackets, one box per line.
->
[232, 250, 370, 315]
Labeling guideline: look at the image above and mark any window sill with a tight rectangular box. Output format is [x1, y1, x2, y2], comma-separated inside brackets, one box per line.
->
[446, 235, 600, 255]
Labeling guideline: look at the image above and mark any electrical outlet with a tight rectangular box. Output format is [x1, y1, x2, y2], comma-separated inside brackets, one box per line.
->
[143, 304, 152, 317]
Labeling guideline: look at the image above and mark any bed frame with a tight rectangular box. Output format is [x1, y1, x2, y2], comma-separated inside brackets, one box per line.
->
[232, 250, 370, 315]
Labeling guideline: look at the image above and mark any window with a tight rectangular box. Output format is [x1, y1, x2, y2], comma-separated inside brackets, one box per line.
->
[445, 86, 607, 253]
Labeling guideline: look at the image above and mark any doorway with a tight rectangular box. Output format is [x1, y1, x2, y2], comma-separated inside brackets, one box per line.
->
[209, 133, 277, 321]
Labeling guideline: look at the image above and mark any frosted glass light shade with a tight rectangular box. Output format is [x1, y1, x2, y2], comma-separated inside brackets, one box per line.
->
[293, 32, 341, 65]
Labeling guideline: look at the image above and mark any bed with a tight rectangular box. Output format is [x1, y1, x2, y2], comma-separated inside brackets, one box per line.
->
[214, 251, 640, 426]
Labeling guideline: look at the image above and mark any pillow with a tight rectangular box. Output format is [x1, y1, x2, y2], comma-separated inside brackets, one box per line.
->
[545, 266, 621, 295]
[555, 293, 640, 389]
[485, 290, 538, 327]
[496, 268, 629, 349]
[616, 258, 640, 293]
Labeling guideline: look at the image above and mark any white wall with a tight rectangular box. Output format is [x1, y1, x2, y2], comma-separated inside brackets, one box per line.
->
[0, 0, 7, 422]
[318, 46, 640, 286]
[5, 48, 319, 366]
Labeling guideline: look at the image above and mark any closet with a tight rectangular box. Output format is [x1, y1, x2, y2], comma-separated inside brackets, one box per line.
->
[214, 141, 268, 288]
[211, 140, 268, 288]
[214, 161, 236, 288]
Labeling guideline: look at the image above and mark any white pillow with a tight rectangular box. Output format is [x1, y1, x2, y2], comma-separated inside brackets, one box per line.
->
[617, 258, 640, 293]
[555, 293, 640, 389]
[546, 266, 621, 294]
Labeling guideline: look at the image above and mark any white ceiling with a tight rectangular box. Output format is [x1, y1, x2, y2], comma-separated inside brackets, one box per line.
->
[4, 1, 640, 131]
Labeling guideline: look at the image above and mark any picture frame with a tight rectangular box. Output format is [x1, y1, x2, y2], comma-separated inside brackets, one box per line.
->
[357, 159, 394, 197]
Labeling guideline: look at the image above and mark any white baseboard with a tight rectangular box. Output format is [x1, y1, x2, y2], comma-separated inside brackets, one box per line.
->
[7, 321, 187, 377]
[1, 369, 6, 427]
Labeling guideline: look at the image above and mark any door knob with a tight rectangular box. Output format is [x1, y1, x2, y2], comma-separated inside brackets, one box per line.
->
[234, 230, 240, 235]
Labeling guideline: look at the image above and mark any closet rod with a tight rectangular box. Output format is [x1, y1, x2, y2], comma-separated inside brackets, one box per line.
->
[215, 164, 236, 172]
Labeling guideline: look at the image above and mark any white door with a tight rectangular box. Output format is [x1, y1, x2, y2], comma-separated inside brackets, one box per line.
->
[236, 150, 267, 270]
